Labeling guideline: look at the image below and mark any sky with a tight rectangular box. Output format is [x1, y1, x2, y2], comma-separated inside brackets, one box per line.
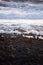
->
[0, 1, 43, 19]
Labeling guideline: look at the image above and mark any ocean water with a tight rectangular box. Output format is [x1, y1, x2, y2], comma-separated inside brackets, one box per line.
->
[0, 20, 43, 36]
[0, 1, 43, 19]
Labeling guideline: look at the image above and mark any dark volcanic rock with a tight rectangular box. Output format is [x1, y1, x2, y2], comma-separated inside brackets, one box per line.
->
[0, 33, 43, 65]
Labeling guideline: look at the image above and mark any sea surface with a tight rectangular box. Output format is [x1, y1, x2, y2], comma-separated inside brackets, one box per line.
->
[0, 20, 43, 36]
[0, 1, 43, 19]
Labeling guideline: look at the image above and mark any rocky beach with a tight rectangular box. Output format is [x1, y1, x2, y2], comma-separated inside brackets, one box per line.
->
[0, 33, 43, 65]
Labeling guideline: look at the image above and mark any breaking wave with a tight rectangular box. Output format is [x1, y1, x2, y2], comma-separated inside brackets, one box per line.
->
[0, 23, 43, 35]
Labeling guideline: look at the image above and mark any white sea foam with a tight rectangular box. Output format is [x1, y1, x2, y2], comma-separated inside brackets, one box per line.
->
[0, 20, 43, 36]
[0, 20, 43, 25]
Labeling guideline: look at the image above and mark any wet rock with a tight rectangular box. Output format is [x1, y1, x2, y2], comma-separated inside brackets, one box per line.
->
[0, 33, 43, 65]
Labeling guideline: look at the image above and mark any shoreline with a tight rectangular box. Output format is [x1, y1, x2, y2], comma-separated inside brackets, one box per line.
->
[0, 33, 43, 39]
